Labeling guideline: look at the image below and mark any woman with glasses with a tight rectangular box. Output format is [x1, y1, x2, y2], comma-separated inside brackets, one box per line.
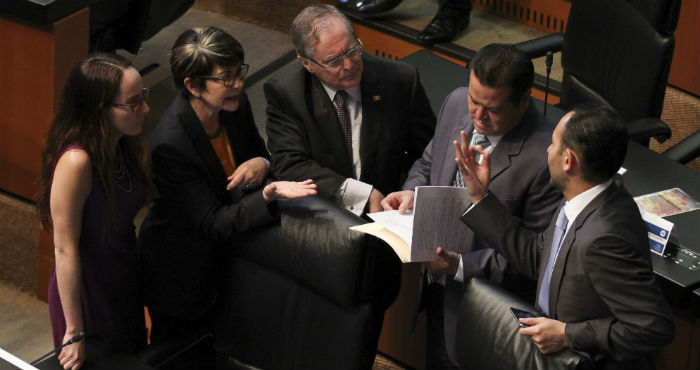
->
[37, 52, 150, 369]
[137, 26, 316, 365]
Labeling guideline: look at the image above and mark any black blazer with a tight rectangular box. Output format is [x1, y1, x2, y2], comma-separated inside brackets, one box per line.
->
[138, 91, 276, 319]
[462, 181, 675, 368]
[264, 53, 436, 199]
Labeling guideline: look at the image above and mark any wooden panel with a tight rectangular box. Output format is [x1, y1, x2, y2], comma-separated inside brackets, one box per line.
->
[355, 23, 560, 106]
[377, 263, 427, 369]
[0, 17, 54, 201]
[472, 0, 571, 33]
[0, 8, 88, 201]
[668, 0, 699, 96]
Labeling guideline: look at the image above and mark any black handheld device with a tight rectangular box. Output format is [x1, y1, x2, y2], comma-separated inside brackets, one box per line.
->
[509, 307, 539, 327]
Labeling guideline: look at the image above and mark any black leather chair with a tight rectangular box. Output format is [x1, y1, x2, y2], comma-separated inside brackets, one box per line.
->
[212, 196, 401, 370]
[455, 277, 593, 370]
[662, 130, 700, 164]
[515, 0, 681, 146]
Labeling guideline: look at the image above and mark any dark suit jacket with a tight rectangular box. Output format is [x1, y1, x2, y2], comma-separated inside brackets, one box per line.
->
[404, 87, 562, 363]
[138, 91, 277, 319]
[462, 181, 675, 368]
[264, 53, 436, 200]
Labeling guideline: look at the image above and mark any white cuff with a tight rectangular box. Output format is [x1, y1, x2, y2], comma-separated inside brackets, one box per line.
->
[454, 255, 465, 282]
[335, 178, 372, 216]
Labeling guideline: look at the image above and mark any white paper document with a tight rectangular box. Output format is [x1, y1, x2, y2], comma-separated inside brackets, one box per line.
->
[351, 186, 473, 262]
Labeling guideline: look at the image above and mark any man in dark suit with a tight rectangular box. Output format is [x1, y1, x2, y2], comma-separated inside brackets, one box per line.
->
[265, 4, 436, 216]
[381, 43, 561, 370]
[458, 104, 675, 369]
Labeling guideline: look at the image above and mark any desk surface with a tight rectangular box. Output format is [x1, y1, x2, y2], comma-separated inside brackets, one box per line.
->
[0, 0, 91, 26]
[402, 49, 700, 300]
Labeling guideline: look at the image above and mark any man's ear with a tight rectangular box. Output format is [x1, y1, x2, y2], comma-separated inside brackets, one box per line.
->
[298, 55, 313, 74]
[183, 77, 200, 98]
[562, 148, 578, 173]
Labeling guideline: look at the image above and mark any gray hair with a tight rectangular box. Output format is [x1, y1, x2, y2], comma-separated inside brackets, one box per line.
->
[290, 4, 356, 59]
[170, 26, 244, 93]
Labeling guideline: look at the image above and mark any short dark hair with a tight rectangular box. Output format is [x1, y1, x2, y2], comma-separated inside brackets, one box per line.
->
[170, 26, 244, 95]
[469, 43, 534, 105]
[562, 103, 628, 183]
[290, 4, 356, 59]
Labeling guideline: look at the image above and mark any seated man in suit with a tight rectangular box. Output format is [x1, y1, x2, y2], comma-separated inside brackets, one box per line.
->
[265, 4, 436, 216]
[457, 104, 675, 369]
[381, 43, 561, 370]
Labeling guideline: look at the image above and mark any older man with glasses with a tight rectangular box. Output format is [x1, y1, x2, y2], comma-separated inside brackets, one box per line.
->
[265, 4, 436, 216]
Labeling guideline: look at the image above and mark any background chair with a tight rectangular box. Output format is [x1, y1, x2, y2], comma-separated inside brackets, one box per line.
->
[455, 277, 593, 370]
[516, 0, 681, 146]
[662, 129, 700, 164]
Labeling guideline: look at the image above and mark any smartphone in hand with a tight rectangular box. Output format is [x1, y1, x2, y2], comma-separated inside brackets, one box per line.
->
[509, 307, 540, 327]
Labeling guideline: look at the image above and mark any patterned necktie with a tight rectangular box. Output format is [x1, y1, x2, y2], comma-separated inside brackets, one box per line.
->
[537, 208, 569, 316]
[453, 132, 491, 187]
[334, 90, 353, 156]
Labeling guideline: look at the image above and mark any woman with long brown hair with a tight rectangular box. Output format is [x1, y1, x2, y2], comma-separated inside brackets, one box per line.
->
[37, 52, 150, 370]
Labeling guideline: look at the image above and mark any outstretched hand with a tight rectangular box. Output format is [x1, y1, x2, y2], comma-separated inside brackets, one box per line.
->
[262, 179, 317, 202]
[454, 130, 491, 204]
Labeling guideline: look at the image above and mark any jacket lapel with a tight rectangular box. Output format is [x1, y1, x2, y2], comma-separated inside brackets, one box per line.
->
[175, 94, 229, 198]
[547, 182, 618, 317]
[309, 75, 354, 177]
[359, 56, 384, 183]
[439, 114, 471, 187]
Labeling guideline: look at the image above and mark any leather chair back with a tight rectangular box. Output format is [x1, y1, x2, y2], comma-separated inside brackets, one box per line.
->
[213, 196, 400, 370]
[455, 277, 593, 370]
[561, 0, 677, 122]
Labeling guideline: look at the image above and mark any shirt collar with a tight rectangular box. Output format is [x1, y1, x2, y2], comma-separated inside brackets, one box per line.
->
[321, 82, 362, 104]
[563, 179, 613, 225]
[473, 130, 503, 147]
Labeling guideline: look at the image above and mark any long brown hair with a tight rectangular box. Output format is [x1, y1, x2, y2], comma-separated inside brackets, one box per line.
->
[37, 52, 147, 232]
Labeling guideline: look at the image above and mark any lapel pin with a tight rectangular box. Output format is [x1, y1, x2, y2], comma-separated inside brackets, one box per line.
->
[372, 95, 381, 102]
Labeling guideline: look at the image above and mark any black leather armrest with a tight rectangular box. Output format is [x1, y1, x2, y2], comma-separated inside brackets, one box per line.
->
[514, 33, 564, 59]
[662, 130, 700, 164]
[456, 277, 593, 370]
[627, 117, 672, 144]
[136, 334, 212, 368]
[232, 196, 384, 308]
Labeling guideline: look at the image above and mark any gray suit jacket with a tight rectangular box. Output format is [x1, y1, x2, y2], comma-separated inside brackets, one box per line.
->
[264, 53, 436, 200]
[462, 181, 675, 368]
[404, 87, 562, 364]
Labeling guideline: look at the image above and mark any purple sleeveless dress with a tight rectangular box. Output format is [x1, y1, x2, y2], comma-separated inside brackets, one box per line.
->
[48, 143, 147, 353]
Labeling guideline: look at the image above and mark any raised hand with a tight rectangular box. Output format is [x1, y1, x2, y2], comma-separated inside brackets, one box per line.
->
[453, 130, 491, 204]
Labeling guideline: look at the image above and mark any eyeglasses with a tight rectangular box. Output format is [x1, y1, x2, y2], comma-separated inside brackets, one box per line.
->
[112, 87, 150, 112]
[202, 64, 250, 87]
[307, 39, 363, 69]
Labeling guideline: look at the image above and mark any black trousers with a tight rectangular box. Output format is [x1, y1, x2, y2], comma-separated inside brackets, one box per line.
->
[425, 283, 462, 370]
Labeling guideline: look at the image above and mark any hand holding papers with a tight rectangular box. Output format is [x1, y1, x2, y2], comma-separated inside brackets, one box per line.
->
[351, 186, 473, 262]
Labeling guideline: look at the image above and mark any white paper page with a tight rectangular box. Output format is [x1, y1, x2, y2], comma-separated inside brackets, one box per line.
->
[412, 186, 473, 261]
[368, 209, 414, 246]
